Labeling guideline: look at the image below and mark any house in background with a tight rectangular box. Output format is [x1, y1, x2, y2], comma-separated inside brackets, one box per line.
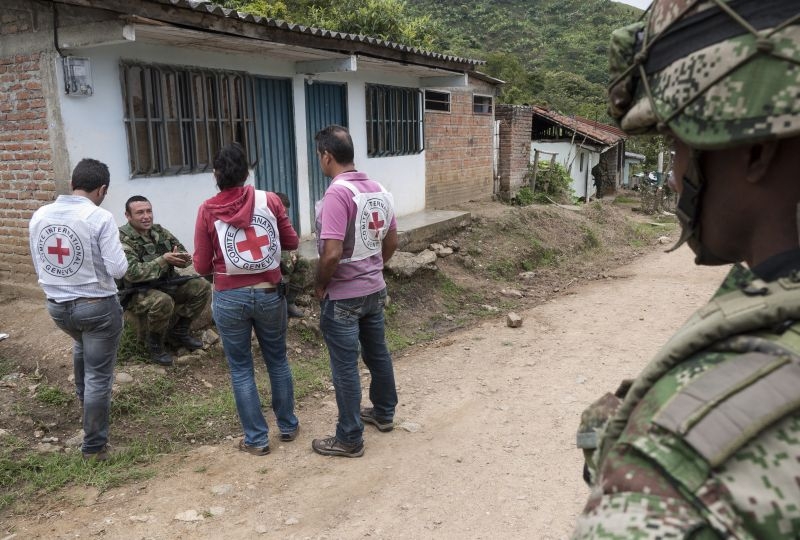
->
[0, 0, 499, 288]
[622, 152, 646, 187]
[529, 107, 626, 200]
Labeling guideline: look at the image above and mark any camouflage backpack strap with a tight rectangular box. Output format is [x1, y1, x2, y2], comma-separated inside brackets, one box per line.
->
[599, 274, 800, 466]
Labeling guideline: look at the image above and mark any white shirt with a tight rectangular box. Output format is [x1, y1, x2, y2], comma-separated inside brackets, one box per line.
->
[29, 194, 128, 302]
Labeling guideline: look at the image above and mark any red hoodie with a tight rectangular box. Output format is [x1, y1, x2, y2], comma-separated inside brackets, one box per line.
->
[194, 185, 299, 291]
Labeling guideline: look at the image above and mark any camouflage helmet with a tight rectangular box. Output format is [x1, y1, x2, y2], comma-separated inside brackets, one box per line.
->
[608, 0, 800, 149]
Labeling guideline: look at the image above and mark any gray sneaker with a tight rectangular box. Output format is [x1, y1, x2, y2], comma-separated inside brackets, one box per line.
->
[312, 436, 364, 458]
[360, 407, 394, 432]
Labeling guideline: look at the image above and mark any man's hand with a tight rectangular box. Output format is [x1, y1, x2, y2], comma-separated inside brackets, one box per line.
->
[314, 284, 326, 300]
[164, 246, 191, 268]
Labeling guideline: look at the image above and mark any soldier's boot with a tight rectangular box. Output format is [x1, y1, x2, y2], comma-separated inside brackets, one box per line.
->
[168, 317, 203, 350]
[286, 289, 305, 319]
[146, 332, 174, 366]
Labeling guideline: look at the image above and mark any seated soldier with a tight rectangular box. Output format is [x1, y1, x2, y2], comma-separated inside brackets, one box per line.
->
[119, 196, 211, 365]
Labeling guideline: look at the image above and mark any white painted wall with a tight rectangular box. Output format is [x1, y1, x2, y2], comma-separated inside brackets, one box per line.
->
[530, 141, 600, 199]
[56, 41, 427, 250]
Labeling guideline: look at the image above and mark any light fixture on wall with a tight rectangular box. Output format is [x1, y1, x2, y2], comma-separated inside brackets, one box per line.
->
[62, 56, 93, 97]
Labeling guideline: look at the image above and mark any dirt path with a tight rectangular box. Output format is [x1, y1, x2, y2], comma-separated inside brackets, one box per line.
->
[5, 246, 729, 540]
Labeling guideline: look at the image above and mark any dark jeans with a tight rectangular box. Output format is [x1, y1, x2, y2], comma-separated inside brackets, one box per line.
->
[320, 288, 397, 444]
[46, 296, 123, 454]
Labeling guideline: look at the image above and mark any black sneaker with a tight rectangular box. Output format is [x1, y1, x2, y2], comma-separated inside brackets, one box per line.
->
[360, 408, 394, 432]
[311, 436, 364, 458]
[238, 439, 270, 456]
[280, 425, 300, 442]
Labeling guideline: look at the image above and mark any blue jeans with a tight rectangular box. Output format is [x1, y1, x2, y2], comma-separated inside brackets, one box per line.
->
[212, 287, 298, 448]
[320, 288, 397, 444]
[46, 296, 123, 454]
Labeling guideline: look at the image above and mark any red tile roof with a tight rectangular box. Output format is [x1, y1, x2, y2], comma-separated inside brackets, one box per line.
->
[532, 106, 626, 146]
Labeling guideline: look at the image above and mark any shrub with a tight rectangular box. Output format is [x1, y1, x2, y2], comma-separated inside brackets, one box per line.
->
[526, 161, 575, 204]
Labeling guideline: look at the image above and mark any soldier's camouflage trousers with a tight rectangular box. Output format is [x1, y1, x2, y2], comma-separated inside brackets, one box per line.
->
[126, 278, 212, 334]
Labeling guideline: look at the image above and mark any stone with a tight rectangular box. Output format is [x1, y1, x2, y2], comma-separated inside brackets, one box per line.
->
[500, 288, 524, 298]
[518, 271, 537, 281]
[399, 421, 421, 433]
[657, 236, 671, 245]
[460, 255, 477, 269]
[174, 355, 195, 366]
[429, 242, 444, 251]
[384, 250, 438, 277]
[507, 313, 523, 328]
[435, 247, 453, 257]
[115, 372, 134, 384]
[255, 524, 269, 534]
[66, 430, 84, 447]
[174, 510, 203, 522]
[208, 506, 226, 516]
[211, 484, 233, 495]
[34, 429, 44, 438]
[35, 442, 59, 454]
[284, 517, 299, 525]
[129, 515, 152, 523]
[444, 239, 460, 252]
[203, 329, 220, 346]
[481, 305, 500, 313]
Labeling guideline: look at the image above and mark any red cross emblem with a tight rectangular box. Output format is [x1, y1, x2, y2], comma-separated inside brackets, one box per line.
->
[368, 212, 384, 239]
[236, 226, 270, 259]
[47, 237, 70, 264]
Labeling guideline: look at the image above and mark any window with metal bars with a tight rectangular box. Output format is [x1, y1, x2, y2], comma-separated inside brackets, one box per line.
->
[365, 84, 423, 158]
[120, 62, 257, 177]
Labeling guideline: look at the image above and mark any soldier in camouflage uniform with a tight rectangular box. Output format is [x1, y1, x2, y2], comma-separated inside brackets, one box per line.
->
[119, 196, 211, 365]
[574, 1, 800, 538]
[275, 192, 309, 318]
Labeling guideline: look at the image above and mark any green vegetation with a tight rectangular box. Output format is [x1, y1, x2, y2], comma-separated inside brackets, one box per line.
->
[290, 352, 331, 399]
[117, 325, 150, 364]
[0, 434, 158, 512]
[528, 162, 575, 204]
[35, 385, 72, 407]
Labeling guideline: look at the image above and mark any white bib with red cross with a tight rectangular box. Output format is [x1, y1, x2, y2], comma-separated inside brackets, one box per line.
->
[214, 190, 281, 275]
[334, 179, 394, 264]
[32, 203, 99, 286]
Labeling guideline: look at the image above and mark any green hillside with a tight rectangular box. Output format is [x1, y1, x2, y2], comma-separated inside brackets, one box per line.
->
[412, 0, 642, 118]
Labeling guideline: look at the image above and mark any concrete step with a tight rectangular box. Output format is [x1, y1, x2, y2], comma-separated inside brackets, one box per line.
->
[297, 209, 471, 262]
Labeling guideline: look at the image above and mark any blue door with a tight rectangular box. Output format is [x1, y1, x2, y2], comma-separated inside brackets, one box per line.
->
[305, 82, 348, 224]
[254, 77, 298, 226]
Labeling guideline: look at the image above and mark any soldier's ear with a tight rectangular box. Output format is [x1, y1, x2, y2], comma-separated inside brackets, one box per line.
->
[745, 141, 778, 184]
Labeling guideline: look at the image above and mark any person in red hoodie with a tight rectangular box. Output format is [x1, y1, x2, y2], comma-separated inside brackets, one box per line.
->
[194, 142, 300, 456]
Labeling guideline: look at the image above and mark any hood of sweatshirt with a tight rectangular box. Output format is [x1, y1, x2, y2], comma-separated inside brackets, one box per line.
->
[203, 185, 255, 229]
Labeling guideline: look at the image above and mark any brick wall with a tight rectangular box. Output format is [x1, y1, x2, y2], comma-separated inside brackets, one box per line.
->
[1, 6, 56, 285]
[424, 80, 496, 208]
[495, 104, 532, 200]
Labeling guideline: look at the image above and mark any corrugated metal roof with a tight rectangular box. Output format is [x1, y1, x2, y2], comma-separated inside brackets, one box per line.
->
[155, 0, 484, 68]
[532, 106, 625, 146]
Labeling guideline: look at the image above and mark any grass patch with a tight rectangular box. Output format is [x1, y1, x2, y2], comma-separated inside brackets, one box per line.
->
[613, 196, 638, 204]
[580, 225, 601, 250]
[386, 328, 413, 352]
[0, 355, 13, 379]
[290, 352, 330, 399]
[117, 324, 150, 364]
[0, 434, 159, 513]
[35, 385, 72, 407]
[625, 220, 676, 247]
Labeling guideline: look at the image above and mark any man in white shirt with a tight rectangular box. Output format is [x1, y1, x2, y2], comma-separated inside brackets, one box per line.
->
[29, 158, 128, 461]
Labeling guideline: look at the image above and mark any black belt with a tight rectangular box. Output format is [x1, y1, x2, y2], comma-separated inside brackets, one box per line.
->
[48, 295, 115, 305]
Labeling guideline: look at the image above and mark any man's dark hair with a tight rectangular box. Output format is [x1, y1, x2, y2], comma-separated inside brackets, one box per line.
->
[213, 142, 249, 190]
[275, 192, 291, 209]
[125, 195, 150, 214]
[315, 125, 354, 165]
[71, 158, 110, 192]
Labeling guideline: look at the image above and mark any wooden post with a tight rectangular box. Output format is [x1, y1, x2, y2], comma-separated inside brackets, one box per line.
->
[530, 149, 540, 193]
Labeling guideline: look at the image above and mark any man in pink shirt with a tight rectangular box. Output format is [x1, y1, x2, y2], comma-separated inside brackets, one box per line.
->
[311, 125, 399, 458]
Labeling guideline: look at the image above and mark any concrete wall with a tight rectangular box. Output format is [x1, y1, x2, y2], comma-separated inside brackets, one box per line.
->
[424, 78, 495, 208]
[495, 104, 532, 200]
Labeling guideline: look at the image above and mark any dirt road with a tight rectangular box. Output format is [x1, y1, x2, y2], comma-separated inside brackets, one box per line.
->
[6, 246, 729, 539]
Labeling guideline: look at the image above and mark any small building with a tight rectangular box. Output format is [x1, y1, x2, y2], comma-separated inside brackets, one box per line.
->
[1, 0, 499, 288]
[622, 152, 646, 187]
[529, 107, 626, 201]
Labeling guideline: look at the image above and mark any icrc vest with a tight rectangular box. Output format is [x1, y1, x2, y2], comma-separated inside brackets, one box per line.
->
[332, 179, 394, 264]
[213, 190, 281, 275]
[31, 203, 99, 286]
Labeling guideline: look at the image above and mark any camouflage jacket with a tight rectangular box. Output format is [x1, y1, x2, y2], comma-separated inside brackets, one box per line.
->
[119, 223, 186, 285]
[574, 265, 800, 539]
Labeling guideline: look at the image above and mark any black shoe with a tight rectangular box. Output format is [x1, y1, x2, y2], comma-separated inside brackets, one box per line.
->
[169, 317, 203, 350]
[311, 436, 364, 458]
[146, 333, 174, 366]
[360, 407, 394, 432]
[286, 303, 305, 318]
[280, 425, 300, 442]
[237, 439, 270, 456]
